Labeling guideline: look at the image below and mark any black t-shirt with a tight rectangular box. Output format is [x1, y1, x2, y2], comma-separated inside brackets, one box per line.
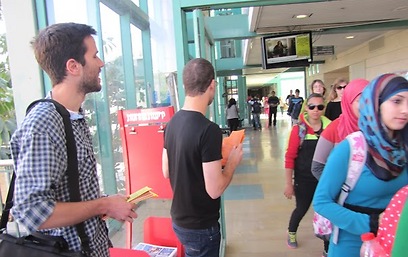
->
[164, 110, 222, 229]
[286, 94, 294, 105]
[325, 101, 342, 121]
[267, 96, 280, 109]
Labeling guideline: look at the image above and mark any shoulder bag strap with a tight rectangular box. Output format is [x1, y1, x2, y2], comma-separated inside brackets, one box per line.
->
[332, 130, 367, 244]
[0, 171, 16, 231]
[1, 99, 91, 254]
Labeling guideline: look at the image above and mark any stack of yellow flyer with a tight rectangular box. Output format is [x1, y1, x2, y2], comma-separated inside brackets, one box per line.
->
[127, 186, 158, 203]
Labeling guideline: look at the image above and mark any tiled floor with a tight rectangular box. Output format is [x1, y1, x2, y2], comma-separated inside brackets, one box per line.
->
[111, 114, 324, 256]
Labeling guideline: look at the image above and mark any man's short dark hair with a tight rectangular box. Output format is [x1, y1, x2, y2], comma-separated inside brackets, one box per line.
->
[31, 22, 97, 86]
[182, 58, 215, 96]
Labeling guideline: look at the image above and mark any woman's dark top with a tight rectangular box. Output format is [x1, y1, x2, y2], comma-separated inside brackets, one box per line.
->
[325, 101, 342, 121]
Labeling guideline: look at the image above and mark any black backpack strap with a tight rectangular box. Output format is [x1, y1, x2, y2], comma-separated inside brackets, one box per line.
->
[2, 99, 92, 255]
[0, 171, 16, 231]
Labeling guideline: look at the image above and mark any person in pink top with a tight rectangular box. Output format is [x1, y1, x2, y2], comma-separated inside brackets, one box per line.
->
[311, 78, 369, 257]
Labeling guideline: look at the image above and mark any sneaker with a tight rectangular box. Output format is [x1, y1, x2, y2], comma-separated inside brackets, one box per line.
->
[287, 231, 298, 249]
[322, 251, 328, 257]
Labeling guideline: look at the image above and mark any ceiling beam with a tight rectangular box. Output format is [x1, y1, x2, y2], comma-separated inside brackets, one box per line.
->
[321, 20, 408, 34]
[178, 0, 338, 10]
[178, 0, 335, 10]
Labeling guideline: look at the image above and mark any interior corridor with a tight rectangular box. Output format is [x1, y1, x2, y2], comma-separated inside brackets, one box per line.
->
[112, 113, 324, 256]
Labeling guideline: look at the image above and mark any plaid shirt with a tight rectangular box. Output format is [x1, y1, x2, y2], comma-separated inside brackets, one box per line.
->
[10, 101, 110, 257]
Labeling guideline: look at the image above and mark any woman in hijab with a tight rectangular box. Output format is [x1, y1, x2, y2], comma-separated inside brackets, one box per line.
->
[313, 73, 408, 257]
[311, 78, 369, 257]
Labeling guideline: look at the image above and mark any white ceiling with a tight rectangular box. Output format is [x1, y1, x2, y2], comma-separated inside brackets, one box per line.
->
[243, 0, 408, 87]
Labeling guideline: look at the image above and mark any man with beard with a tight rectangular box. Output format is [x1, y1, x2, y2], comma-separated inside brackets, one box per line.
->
[10, 23, 137, 257]
[162, 58, 243, 257]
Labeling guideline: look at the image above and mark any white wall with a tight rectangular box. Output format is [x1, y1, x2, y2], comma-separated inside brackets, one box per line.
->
[309, 29, 408, 83]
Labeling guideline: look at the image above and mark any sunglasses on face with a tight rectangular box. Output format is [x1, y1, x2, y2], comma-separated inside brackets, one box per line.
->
[308, 104, 325, 111]
[336, 85, 347, 90]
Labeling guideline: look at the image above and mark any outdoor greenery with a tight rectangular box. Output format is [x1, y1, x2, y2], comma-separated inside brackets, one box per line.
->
[0, 32, 16, 159]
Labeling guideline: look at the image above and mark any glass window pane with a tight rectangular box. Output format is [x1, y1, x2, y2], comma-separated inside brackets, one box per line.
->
[51, 0, 88, 23]
[148, 0, 177, 107]
[130, 25, 146, 108]
[50, 0, 105, 187]
[100, 3, 126, 194]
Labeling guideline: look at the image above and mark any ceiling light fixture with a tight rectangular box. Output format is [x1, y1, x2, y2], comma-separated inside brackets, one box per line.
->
[293, 13, 312, 19]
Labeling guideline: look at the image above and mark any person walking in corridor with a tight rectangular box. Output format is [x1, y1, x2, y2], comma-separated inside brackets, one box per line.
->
[284, 93, 331, 249]
[311, 78, 369, 257]
[268, 91, 280, 127]
[226, 98, 240, 132]
[313, 74, 408, 257]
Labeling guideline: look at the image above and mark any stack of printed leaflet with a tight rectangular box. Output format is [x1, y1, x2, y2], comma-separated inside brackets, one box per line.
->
[127, 186, 159, 203]
[221, 129, 245, 166]
[134, 242, 177, 257]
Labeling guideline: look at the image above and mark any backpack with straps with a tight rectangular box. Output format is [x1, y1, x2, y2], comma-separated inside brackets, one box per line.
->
[252, 101, 261, 113]
[290, 100, 303, 119]
[313, 131, 367, 243]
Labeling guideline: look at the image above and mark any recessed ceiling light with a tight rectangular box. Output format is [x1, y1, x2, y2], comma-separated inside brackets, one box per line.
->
[293, 14, 312, 19]
[346, 35, 355, 39]
[296, 14, 308, 19]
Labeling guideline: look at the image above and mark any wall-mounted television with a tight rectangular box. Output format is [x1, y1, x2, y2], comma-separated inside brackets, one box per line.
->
[261, 31, 313, 69]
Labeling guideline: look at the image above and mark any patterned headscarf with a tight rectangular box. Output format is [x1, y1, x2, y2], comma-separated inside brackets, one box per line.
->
[337, 79, 369, 140]
[358, 74, 408, 178]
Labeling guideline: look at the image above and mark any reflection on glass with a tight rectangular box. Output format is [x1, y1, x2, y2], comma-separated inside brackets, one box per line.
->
[100, 3, 126, 194]
[130, 25, 146, 108]
[148, 0, 177, 107]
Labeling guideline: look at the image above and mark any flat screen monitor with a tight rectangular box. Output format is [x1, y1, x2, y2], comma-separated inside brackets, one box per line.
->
[261, 31, 313, 69]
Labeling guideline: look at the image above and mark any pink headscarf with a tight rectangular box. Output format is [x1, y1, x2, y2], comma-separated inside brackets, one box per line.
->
[337, 78, 369, 140]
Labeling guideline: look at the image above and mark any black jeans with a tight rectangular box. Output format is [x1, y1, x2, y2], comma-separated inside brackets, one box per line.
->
[268, 108, 277, 126]
[288, 179, 318, 232]
[227, 118, 239, 132]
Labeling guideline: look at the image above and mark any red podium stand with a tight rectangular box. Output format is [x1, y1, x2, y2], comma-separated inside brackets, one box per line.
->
[118, 107, 184, 256]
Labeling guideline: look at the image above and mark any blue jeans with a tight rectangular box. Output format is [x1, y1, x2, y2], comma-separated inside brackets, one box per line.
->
[252, 113, 261, 129]
[172, 222, 221, 257]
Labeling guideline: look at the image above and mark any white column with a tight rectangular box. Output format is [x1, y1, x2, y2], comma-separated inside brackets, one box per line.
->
[3, 0, 43, 126]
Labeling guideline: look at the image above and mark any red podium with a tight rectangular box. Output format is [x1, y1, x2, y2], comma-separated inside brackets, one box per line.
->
[118, 107, 184, 256]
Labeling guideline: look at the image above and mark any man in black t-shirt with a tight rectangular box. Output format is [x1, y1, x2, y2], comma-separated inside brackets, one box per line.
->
[162, 58, 243, 257]
[267, 91, 280, 127]
[286, 89, 294, 105]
